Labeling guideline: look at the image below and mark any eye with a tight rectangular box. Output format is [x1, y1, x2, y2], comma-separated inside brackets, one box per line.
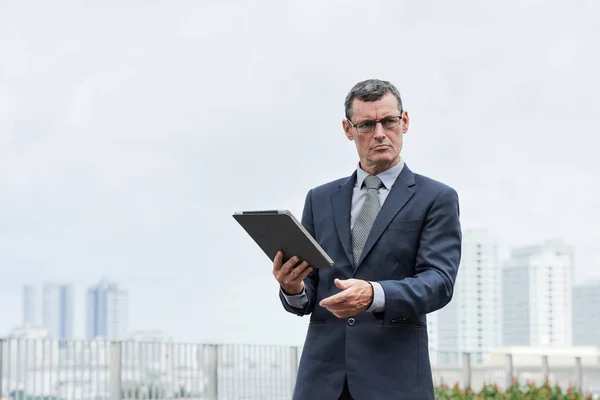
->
[356, 121, 375, 130]
[381, 117, 401, 127]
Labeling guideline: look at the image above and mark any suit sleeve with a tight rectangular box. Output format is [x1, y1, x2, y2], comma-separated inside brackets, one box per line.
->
[378, 186, 461, 323]
[278, 189, 320, 316]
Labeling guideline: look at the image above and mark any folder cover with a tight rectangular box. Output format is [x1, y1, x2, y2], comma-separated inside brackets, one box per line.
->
[232, 210, 334, 269]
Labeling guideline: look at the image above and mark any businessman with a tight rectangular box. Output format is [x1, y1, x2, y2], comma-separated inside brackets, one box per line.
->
[273, 79, 462, 399]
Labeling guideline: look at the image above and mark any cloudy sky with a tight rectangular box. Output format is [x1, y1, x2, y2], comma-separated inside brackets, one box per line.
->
[1, 0, 598, 346]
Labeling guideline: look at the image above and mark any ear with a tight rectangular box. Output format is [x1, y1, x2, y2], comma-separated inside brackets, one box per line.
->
[342, 119, 354, 141]
[401, 111, 410, 134]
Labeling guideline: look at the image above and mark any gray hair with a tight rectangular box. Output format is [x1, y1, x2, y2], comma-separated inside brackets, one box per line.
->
[344, 79, 403, 120]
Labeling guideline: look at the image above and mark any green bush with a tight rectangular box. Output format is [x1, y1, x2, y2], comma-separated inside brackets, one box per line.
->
[434, 379, 594, 399]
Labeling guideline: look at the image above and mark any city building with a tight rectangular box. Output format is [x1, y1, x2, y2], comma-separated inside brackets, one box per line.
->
[42, 283, 75, 342]
[430, 228, 501, 365]
[427, 311, 440, 365]
[572, 280, 600, 347]
[86, 279, 129, 340]
[9, 325, 50, 339]
[22, 284, 39, 326]
[502, 239, 574, 347]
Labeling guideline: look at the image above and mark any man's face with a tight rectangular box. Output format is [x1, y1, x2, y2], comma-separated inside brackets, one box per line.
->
[342, 93, 409, 175]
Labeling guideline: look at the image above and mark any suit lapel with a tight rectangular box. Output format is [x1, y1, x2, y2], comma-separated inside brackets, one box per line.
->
[354, 165, 416, 269]
[331, 172, 356, 267]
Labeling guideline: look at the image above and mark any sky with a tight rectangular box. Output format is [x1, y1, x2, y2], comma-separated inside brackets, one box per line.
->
[1, 0, 599, 346]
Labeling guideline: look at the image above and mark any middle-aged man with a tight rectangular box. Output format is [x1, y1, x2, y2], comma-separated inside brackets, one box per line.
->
[272, 79, 462, 399]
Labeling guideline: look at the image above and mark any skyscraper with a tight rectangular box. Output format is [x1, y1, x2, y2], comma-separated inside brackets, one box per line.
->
[42, 283, 75, 341]
[86, 279, 129, 340]
[427, 311, 439, 365]
[430, 229, 501, 365]
[572, 280, 600, 347]
[502, 239, 574, 346]
[23, 285, 39, 326]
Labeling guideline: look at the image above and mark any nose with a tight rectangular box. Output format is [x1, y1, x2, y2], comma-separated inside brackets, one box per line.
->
[373, 122, 386, 139]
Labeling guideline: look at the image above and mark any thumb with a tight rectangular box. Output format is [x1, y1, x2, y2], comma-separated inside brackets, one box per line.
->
[335, 278, 353, 290]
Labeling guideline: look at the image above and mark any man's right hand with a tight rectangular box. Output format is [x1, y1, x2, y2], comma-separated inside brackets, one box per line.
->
[272, 251, 313, 294]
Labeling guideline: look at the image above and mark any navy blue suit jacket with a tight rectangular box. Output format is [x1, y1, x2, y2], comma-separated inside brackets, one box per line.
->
[279, 163, 462, 400]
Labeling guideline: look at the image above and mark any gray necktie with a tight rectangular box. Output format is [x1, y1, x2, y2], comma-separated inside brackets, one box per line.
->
[352, 175, 384, 266]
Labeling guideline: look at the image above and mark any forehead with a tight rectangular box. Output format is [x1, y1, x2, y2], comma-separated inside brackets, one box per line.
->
[351, 92, 400, 120]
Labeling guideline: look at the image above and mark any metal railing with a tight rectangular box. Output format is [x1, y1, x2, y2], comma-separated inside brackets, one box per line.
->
[1, 339, 599, 399]
[430, 349, 600, 394]
[0, 339, 297, 400]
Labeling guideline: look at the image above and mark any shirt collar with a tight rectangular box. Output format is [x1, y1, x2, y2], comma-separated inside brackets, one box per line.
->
[356, 158, 405, 190]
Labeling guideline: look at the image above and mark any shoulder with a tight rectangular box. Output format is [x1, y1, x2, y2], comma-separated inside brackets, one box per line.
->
[307, 175, 353, 196]
[412, 172, 459, 203]
[413, 172, 455, 192]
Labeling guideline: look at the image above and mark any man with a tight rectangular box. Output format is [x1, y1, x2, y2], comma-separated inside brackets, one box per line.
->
[272, 79, 461, 399]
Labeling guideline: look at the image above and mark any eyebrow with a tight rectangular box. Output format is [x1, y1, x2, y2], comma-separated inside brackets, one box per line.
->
[355, 114, 398, 122]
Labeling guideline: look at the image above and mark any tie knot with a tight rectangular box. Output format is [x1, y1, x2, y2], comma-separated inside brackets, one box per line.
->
[364, 175, 383, 190]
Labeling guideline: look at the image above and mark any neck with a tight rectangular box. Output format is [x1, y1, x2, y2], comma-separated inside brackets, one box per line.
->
[360, 157, 400, 175]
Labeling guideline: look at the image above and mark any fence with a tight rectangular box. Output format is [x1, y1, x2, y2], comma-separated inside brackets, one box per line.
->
[431, 349, 600, 395]
[1, 338, 599, 399]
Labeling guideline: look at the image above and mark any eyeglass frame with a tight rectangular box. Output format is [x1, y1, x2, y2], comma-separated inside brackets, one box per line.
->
[346, 111, 405, 134]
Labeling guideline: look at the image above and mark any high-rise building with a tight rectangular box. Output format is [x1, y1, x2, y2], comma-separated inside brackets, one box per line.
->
[427, 311, 439, 365]
[42, 283, 75, 341]
[86, 279, 129, 340]
[572, 280, 600, 347]
[23, 285, 39, 326]
[430, 229, 501, 365]
[502, 239, 574, 347]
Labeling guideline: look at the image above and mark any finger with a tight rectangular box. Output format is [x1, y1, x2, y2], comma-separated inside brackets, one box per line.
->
[319, 292, 347, 307]
[324, 303, 351, 312]
[331, 309, 352, 319]
[335, 278, 359, 290]
[320, 279, 357, 306]
[322, 288, 360, 308]
[319, 296, 331, 307]
[281, 256, 300, 273]
[273, 251, 284, 271]
[297, 265, 313, 281]
[281, 260, 304, 283]
[334, 278, 346, 290]
[281, 262, 310, 288]
[289, 261, 310, 280]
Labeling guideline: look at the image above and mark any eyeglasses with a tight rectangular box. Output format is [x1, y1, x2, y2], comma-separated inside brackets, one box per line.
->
[347, 114, 403, 134]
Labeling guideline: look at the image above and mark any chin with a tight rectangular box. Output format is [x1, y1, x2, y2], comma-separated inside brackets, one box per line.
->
[370, 153, 395, 164]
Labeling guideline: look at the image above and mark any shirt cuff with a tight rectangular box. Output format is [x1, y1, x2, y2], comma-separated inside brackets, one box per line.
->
[280, 286, 309, 308]
[366, 281, 385, 313]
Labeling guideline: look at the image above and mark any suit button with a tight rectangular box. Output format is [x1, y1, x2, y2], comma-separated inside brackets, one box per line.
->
[347, 317, 355, 326]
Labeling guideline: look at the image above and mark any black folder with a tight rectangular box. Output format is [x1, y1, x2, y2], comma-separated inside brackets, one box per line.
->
[233, 210, 334, 269]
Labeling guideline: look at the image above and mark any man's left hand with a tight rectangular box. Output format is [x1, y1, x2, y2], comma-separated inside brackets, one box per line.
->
[319, 278, 374, 318]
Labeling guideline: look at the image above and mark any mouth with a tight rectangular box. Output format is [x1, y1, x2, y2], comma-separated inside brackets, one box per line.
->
[372, 145, 390, 150]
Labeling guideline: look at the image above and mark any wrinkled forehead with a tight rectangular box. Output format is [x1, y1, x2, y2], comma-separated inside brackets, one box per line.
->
[350, 93, 401, 121]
